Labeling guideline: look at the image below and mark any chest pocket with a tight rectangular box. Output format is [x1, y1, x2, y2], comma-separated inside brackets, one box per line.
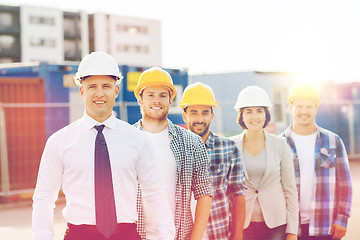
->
[209, 161, 228, 176]
[319, 147, 336, 168]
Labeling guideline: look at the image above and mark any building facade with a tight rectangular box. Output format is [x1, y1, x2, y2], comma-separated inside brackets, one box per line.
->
[0, 4, 161, 66]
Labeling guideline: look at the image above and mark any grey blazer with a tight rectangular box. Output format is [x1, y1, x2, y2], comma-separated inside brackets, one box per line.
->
[230, 130, 299, 235]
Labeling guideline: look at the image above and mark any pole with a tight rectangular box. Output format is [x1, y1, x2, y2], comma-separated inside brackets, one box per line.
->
[0, 103, 10, 196]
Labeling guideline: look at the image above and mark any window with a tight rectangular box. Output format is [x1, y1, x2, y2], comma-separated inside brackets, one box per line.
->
[117, 44, 149, 53]
[64, 39, 81, 57]
[29, 16, 55, 25]
[64, 18, 80, 36]
[0, 35, 15, 50]
[272, 88, 287, 124]
[0, 57, 13, 63]
[0, 13, 12, 28]
[116, 24, 148, 34]
[30, 37, 56, 47]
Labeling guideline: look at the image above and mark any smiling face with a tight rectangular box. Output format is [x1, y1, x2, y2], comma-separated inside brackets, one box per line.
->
[182, 105, 214, 141]
[137, 85, 172, 122]
[290, 98, 318, 127]
[241, 107, 266, 131]
[80, 75, 119, 122]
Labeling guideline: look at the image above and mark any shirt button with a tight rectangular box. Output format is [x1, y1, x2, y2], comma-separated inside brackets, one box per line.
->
[255, 190, 259, 194]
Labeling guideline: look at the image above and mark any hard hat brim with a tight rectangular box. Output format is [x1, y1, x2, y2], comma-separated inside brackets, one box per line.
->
[134, 81, 177, 99]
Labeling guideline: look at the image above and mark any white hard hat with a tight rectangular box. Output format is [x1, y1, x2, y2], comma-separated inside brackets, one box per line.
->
[234, 86, 272, 110]
[74, 52, 123, 86]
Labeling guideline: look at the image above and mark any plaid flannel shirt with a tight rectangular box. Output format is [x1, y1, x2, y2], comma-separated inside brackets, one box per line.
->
[205, 132, 246, 239]
[282, 126, 352, 236]
[134, 120, 213, 240]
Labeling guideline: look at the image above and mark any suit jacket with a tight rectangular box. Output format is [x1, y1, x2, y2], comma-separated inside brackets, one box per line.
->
[229, 130, 299, 234]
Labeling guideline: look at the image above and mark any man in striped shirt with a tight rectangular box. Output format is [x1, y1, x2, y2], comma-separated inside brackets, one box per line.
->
[180, 82, 246, 240]
[282, 83, 352, 240]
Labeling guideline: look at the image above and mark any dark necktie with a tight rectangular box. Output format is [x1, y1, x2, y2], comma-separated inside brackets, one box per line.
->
[94, 125, 117, 239]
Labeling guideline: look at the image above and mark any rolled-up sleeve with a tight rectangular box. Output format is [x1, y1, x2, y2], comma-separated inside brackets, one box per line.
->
[333, 136, 352, 228]
[191, 137, 213, 200]
[227, 142, 246, 198]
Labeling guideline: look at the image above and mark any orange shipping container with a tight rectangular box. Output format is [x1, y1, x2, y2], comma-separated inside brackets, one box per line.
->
[0, 77, 45, 192]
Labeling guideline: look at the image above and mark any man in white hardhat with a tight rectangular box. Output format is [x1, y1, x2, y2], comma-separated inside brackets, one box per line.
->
[133, 67, 213, 240]
[32, 52, 175, 240]
[180, 82, 246, 240]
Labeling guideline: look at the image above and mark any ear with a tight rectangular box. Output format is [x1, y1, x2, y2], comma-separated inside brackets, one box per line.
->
[211, 111, 215, 122]
[182, 111, 189, 125]
[137, 96, 142, 106]
[169, 97, 173, 106]
[80, 86, 84, 97]
[115, 85, 120, 97]
[289, 103, 293, 112]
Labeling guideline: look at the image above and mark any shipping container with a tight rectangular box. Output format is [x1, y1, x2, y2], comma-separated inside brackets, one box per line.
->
[0, 77, 45, 194]
[0, 62, 188, 197]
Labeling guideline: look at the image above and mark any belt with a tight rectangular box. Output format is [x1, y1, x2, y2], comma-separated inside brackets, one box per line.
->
[67, 222, 136, 234]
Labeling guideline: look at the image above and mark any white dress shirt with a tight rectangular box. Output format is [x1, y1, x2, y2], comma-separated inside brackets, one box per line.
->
[32, 112, 175, 240]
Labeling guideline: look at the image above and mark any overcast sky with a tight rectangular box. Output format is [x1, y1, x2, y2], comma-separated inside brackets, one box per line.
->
[1, 0, 360, 83]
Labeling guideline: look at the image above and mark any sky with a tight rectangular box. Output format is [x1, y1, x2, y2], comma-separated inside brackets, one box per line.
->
[1, 0, 360, 83]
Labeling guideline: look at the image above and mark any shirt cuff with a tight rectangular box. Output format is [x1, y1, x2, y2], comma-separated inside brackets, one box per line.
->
[333, 214, 349, 228]
[193, 184, 213, 200]
[32, 231, 53, 240]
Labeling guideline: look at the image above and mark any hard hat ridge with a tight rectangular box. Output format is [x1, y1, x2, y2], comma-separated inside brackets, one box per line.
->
[134, 67, 177, 100]
[287, 83, 321, 105]
[74, 52, 123, 86]
[234, 86, 272, 110]
[179, 82, 218, 109]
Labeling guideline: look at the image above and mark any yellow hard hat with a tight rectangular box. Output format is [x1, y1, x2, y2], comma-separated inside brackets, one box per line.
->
[179, 82, 218, 109]
[134, 67, 176, 99]
[287, 83, 321, 105]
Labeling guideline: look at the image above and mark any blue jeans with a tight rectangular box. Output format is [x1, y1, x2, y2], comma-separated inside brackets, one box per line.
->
[244, 222, 286, 240]
[299, 224, 338, 240]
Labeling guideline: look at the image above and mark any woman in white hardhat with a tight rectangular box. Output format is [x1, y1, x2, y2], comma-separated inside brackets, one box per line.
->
[229, 86, 299, 240]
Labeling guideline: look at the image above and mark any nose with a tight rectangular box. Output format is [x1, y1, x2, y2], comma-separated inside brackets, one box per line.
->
[195, 114, 205, 123]
[250, 112, 259, 119]
[95, 87, 105, 97]
[152, 95, 162, 104]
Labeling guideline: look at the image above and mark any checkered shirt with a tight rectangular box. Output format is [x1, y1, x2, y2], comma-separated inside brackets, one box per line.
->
[282, 126, 352, 236]
[205, 132, 246, 239]
[134, 120, 213, 240]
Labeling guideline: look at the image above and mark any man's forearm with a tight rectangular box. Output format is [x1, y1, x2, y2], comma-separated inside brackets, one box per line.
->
[190, 195, 212, 240]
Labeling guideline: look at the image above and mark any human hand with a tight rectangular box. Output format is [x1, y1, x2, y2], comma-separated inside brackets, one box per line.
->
[330, 223, 346, 239]
[231, 231, 243, 240]
[285, 233, 297, 240]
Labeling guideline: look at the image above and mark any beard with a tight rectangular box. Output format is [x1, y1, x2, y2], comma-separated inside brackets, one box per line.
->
[188, 123, 210, 137]
[140, 105, 169, 122]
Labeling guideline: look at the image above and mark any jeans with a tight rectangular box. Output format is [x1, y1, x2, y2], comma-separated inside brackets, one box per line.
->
[298, 224, 339, 240]
[244, 222, 286, 240]
[63, 222, 141, 240]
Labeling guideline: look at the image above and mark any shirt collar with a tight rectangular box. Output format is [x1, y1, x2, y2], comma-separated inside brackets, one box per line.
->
[205, 131, 215, 149]
[285, 123, 320, 138]
[135, 118, 175, 136]
[82, 111, 117, 130]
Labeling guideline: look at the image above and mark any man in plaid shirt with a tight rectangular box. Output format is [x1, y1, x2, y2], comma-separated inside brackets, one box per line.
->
[180, 82, 246, 240]
[134, 67, 213, 240]
[282, 83, 352, 240]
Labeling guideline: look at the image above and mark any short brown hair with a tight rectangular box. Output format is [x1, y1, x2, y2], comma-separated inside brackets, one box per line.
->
[237, 107, 271, 129]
